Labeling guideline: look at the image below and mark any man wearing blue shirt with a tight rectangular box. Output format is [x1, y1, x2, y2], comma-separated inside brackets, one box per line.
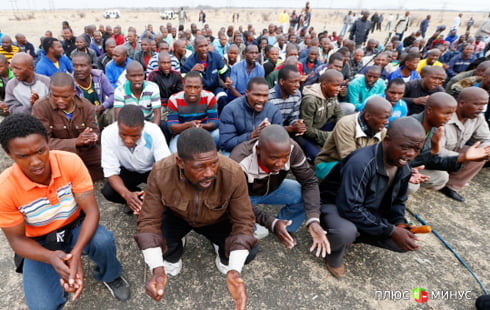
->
[447, 44, 477, 78]
[35, 38, 73, 77]
[105, 46, 131, 89]
[347, 65, 386, 111]
[228, 45, 265, 99]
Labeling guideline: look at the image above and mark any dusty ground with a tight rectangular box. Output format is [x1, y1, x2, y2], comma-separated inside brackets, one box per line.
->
[0, 8, 489, 47]
[0, 127, 488, 309]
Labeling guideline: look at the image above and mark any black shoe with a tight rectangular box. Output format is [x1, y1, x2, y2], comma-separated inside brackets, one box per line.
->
[439, 186, 465, 202]
[103, 276, 130, 301]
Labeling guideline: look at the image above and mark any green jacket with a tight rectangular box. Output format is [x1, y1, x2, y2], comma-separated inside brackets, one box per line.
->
[300, 83, 343, 146]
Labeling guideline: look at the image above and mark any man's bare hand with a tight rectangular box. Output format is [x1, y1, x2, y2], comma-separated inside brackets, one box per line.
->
[251, 118, 271, 139]
[0, 101, 8, 113]
[461, 141, 490, 162]
[291, 119, 306, 135]
[391, 225, 420, 251]
[75, 128, 98, 146]
[226, 270, 247, 310]
[308, 222, 330, 258]
[64, 253, 84, 300]
[122, 190, 144, 214]
[191, 63, 205, 71]
[409, 165, 430, 184]
[414, 95, 430, 105]
[274, 220, 297, 249]
[225, 77, 233, 88]
[186, 120, 202, 128]
[430, 127, 444, 154]
[30, 91, 40, 105]
[145, 267, 168, 302]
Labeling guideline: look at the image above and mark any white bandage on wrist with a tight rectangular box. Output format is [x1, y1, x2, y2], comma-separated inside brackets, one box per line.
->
[228, 250, 249, 273]
[305, 218, 320, 227]
[271, 219, 279, 232]
[142, 247, 164, 270]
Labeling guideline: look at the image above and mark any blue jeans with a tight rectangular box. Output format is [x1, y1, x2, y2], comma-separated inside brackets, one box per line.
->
[169, 128, 220, 153]
[339, 23, 348, 36]
[23, 224, 123, 310]
[250, 179, 305, 232]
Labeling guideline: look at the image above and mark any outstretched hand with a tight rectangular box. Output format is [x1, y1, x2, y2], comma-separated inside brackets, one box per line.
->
[226, 270, 247, 310]
[463, 141, 490, 161]
[274, 220, 297, 249]
[409, 165, 430, 184]
[308, 222, 330, 258]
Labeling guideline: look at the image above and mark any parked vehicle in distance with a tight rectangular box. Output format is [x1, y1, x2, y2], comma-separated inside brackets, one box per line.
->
[103, 10, 120, 19]
[160, 10, 176, 20]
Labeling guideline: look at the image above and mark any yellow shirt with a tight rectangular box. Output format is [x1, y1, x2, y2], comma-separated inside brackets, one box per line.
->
[279, 12, 289, 24]
[417, 58, 443, 74]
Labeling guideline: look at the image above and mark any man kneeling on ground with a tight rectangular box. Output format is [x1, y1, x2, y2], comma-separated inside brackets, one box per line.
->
[318, 117, 425, 278]
[0, 114, 130, 309]
[134, 128, 258, 309]
[101, 105, 170, 214]
[231, 125, 330, 255]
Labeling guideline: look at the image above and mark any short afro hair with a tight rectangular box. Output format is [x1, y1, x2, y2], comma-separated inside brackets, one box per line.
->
[117, 105, 144, 128]
[42, 37, 59, 53]
[177, 127, 216, 161]
[278, 64, 299, 82]
[0, 114, 48, 153]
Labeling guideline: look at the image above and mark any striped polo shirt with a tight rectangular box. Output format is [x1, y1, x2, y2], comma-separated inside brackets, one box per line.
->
[0, 151, 92, 237]
[114, 80, 161, 121]
[167, 90, 219, 129]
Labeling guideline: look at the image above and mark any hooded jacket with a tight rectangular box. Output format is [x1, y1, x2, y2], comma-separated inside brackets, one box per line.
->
[300, 83, 343, 146]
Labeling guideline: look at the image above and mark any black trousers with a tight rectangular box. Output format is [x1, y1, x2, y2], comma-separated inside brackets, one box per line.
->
[161, 209, 258, 265]
[101, 167, 150, 204]
[320, 203, 404, 268]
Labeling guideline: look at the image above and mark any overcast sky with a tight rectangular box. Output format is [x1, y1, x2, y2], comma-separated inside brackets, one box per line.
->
[7, 0, 489, 11]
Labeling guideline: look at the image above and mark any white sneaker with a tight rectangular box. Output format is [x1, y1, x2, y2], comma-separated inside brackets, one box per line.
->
[163, 259, 182, 276]
[253, 223, 269, 239]
[212, 243, 229, 275]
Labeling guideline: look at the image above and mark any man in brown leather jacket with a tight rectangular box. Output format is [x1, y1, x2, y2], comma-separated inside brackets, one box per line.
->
[32, 72, 102, 181]
[134, 127, 257, 310]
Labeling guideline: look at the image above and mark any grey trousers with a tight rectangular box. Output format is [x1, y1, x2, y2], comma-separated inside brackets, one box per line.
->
[407, 168, 449, 194]
[320, 204, 404, 268]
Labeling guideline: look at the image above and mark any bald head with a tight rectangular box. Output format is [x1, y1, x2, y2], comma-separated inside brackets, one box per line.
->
[194, 35, 207, 47]
[174, 39, 185, 49]
[366, 65, 382, 75]
[362, 96, 392, 132]
[113, 45, 127, 56]
[50, 72, 75, 88]
[476, 61, 490, 76]
[258, 124, 291, 147]
[364, 96, 392, 115]
[256, 124, 292, 173]
[458, 87, 489, 103]
[319, 69, 343, 83]
[386, 117, 425, 141]
[457, 87, 489, 119]
[2, 35, 12, 43]
[426, 92, 457, 110]
[126, 60, 144, 72]
[284, 56, 298, 66]
[11, 52, 33, 67]
[425, 92, 457, 127]
[158, 51, 171, 62]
